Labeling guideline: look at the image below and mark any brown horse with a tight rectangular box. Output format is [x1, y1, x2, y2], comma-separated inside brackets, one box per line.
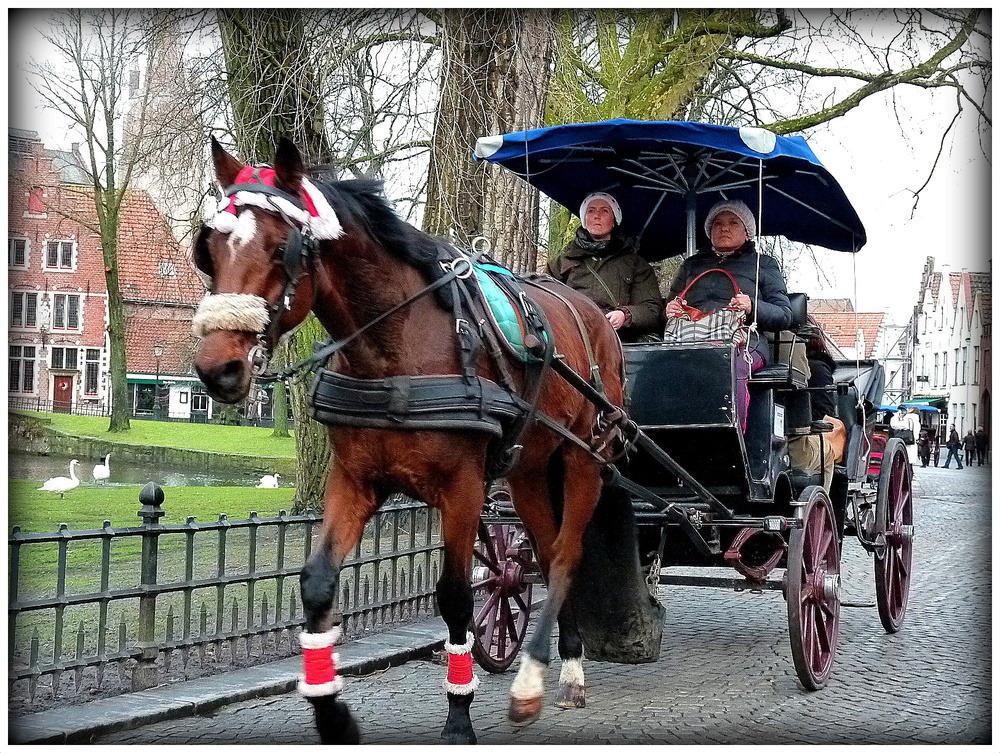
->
[192, 138, 625, 743]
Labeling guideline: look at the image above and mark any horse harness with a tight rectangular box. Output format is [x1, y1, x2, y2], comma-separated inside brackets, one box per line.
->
[308, 248, 628, 478]
[204, 174, 627, 478]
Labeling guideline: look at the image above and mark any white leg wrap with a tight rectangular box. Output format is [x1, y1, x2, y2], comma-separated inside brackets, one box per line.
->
[509, 654, 547, 700]
[298, 674, 344, 698]
[559, 656, 585, 686]
[299, 626, 341, 649]
[443, 633, 474, 655]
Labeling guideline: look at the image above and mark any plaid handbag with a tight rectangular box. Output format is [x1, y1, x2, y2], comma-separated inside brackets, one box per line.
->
[662, 268, 748, 345]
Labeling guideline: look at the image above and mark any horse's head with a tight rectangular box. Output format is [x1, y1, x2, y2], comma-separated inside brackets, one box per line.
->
[192, 138, 342, 403]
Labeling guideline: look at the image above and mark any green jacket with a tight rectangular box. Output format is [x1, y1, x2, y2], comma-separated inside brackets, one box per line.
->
[547, 232, 662, 340]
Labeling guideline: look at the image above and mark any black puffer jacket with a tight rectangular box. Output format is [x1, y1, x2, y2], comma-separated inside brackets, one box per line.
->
[667, 243, 792, 357]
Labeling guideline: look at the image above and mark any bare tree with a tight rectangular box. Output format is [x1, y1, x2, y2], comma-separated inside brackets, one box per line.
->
[423, 9, 555, 271]
[24, 9, 197, 432]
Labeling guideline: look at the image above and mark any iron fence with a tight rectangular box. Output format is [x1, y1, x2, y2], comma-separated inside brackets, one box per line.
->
[8, 484, 443, 709]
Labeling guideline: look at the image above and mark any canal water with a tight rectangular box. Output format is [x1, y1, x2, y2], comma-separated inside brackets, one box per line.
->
[8, 452, 279, 488]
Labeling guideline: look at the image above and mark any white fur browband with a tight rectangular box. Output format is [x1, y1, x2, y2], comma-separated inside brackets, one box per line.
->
[192, 293, 270, 337]
[208, 177, 343, 241]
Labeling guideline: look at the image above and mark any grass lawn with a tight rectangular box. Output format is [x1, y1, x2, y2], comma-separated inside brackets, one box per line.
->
[8, 480, 298, 534]
[29, 413, 297, 458]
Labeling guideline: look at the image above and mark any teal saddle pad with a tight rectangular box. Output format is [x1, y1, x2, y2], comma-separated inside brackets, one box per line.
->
[472, 262, 547, 361]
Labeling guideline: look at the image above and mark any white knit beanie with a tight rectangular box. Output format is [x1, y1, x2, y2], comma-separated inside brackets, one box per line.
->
[704, 199, 757, 240]
[580, 192, 622, 225]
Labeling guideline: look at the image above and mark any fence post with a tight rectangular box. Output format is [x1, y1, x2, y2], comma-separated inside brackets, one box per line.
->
[132, 483, 165, 691]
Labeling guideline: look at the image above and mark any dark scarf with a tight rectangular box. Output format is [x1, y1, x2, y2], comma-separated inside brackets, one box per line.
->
[709, 239, 755, 259]
[573, 226, 635, 257]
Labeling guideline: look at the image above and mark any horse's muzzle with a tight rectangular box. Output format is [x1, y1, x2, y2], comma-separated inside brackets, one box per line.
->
[194, 331, 257, 404]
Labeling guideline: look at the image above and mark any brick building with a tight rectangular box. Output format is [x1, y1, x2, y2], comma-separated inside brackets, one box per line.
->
[8, 128, 209, 418]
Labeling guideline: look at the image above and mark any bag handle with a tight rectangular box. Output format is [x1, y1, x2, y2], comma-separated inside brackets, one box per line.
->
[676, 267, 742, 300]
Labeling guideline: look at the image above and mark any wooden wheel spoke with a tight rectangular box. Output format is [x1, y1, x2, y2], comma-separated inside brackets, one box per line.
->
[475, 587, 501, 628]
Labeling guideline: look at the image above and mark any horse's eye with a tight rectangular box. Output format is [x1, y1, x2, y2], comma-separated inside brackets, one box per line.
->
[192, 224, 215, 282]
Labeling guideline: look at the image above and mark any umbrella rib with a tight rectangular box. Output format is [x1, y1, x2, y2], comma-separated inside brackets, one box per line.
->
[765, 185, 858, 233]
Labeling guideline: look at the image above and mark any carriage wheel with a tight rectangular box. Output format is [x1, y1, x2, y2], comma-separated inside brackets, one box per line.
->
[786, 486, 841, 691]
[874, 438, 914, 633]
[470, 521, 534, 673]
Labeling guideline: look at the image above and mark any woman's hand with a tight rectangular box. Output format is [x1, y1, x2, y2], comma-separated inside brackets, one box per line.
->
[605, 309, 626, 330]
[730, 293, 752, 313]
[665, 298, 686, 318]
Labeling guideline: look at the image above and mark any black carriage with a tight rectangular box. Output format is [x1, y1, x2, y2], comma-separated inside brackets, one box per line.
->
[470, 120, 914, 690]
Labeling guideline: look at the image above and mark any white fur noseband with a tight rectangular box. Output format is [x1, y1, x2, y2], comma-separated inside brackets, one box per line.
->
[192, 293, 270, 337]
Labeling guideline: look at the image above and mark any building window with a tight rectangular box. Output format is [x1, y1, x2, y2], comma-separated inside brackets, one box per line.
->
[10, 292, 38, 329]
[45, 240, 75, 270]
[51, 347, 79, 370]
[973, 346, 980, 384]
[28, 187, 46, 215]
[933, 353, 939, 387]
[942, 352, 948, 387]
[9, 345, 37, 393]
[954, 348, 960, 385]
[191, 393, 209, 412]
[158, 261, 176, 277]
[52, 294, 81, 330]
[84, 349, 101, 395]
[961, 347, 968, 385]
[130, 69, 140, 96]
[9, 238, 28, 268]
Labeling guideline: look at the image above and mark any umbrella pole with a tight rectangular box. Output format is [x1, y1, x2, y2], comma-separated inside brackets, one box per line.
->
[685, 192, 697, 256]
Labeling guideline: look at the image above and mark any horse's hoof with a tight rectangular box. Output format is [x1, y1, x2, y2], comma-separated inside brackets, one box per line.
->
[440, 729, 477, 745]
[554, 682, 586, 708]
[508, 696, 542, 726]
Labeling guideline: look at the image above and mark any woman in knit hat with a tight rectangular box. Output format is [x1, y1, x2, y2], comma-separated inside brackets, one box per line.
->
[547, 192, 662, 342]
[665, 199, 793, 431]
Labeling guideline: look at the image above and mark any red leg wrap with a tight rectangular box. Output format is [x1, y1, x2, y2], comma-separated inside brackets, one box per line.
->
[303, 645, 336, 686]
[447, 652, 474, 686]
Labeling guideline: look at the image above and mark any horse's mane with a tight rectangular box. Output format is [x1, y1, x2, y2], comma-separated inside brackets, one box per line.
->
[309, 178, 449, 291]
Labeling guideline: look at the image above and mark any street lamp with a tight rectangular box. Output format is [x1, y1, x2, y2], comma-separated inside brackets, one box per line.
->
[152, 343, 164, 419]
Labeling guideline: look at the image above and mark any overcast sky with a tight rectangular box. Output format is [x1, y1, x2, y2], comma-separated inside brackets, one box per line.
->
[9, 10, 990, 328]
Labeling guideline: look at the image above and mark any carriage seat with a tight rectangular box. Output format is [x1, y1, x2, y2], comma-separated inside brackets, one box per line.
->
[748, 293, 809, 390]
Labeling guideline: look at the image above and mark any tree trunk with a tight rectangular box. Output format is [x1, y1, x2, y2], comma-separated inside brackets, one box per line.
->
[424, 10, 554, 272]
[101, 219, 131, 432]
[217, 9, 334, 511]
[271, 380, 290, 438]
[288, 317, 331, 513]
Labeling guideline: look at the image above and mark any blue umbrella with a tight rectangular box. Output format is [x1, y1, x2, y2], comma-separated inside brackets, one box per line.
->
[474, 118, 866, 260]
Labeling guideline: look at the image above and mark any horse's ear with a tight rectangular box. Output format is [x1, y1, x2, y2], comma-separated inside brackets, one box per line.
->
[211, 136, 243, 189]
[273, 138, 305, 194]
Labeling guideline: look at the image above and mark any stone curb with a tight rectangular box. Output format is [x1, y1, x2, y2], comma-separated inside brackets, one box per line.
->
[9, 620, 447, 744]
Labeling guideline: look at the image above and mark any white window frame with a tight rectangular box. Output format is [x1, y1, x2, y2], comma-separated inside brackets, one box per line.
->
[51, 346, 80, 371]
[10, 291, 39, 329]
[9, 237, 29, 269]
[51, 293, 82, 331]
[44, 239, 76, 271]
[84, 349, 102, 396]
[9, 345, 38, 394]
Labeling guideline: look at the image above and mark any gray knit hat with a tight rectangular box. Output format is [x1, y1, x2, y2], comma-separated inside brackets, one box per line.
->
[580, 192, 622, 225]
[704, 199, 757, 240]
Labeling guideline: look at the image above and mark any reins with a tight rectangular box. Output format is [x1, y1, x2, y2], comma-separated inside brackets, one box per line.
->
[256, 252, 482, 384]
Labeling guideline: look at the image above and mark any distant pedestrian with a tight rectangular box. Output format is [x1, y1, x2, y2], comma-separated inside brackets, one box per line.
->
[962, 430, 976, 466]
[975, 426, 989, 466]
[942, 424, 964, 469]
[916, 429, 932, 468]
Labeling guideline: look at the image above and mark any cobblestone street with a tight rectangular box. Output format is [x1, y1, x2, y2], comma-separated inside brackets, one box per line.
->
[97, 465, 990, 745]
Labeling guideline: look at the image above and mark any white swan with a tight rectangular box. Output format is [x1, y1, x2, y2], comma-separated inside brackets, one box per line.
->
[92, 454, 111, 483]
[256, 473, 280, 488]
[39, 459, 81, 498]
